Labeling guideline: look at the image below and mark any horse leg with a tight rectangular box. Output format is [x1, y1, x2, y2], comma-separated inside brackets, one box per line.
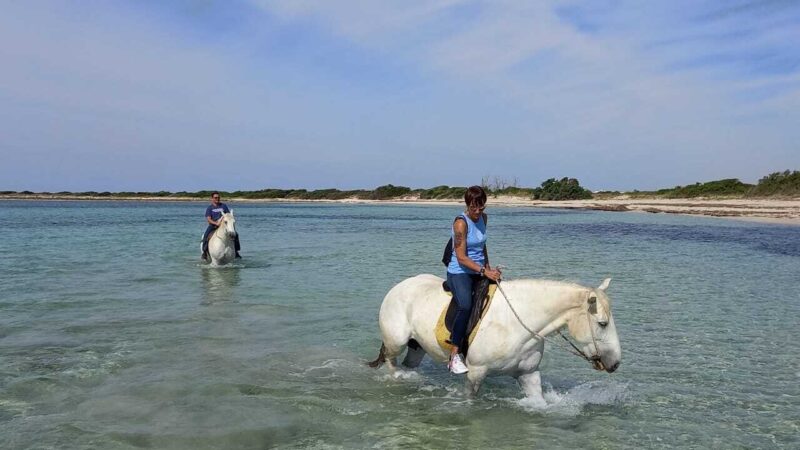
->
[367, 335, 407, 373]
[382, 341, 405, 373]
[517, 371, 545, 404]
[465, 365, 488, 398]
[401, 339, 426, 368]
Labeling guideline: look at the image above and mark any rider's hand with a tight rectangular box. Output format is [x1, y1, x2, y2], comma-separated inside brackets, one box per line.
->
[484, 267, 502, 281]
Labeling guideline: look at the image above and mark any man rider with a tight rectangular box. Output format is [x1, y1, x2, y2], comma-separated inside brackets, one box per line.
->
[202, 192, 241, 261]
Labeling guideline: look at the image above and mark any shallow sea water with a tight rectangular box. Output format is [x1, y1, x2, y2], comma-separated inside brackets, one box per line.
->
[1, 201, 799, 449]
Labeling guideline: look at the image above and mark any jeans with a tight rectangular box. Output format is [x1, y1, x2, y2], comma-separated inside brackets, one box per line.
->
[446, 272, 482, 350]
[202, 225, 241, 254]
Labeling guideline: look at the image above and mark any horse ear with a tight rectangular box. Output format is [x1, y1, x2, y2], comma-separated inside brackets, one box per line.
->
[598, 278, 611, 291]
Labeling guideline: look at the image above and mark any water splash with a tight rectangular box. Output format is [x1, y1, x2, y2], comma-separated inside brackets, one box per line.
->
[512, 380, 630, 415]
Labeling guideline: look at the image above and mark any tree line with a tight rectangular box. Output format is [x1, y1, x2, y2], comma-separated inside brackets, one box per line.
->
[600, 170, 800, 199]
[2, 171, 798, 200]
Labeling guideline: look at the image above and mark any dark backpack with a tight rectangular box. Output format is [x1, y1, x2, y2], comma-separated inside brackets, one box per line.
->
[441, 216, 467, 266]
[441, 237, 453, 266]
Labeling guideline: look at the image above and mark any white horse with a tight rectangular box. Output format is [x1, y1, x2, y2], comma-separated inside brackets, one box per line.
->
[204, 211, 238, 266]
[368, 275, 621, 400]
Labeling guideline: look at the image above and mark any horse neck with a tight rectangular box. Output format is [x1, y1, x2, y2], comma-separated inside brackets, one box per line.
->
[496, 279, 587, 339]
[214, 219, 230, 242]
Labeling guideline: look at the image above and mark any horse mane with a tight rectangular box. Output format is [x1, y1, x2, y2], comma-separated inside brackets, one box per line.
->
[506, 278, 590, 293]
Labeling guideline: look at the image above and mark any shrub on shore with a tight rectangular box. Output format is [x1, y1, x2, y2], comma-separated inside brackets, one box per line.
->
[663, 178, 752, 198]
[417, 185, 465, 199]
[489, 186, 537, 197]
[747, 171, 800, 197]
[621, 178, 754, 198]
[533, 178, 593, 200]
[370, 184, 412, 200]
[5, 170, 798, 200]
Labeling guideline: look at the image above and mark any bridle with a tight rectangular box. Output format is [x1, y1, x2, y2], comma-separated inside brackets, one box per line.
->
[495, 280, 605, 370]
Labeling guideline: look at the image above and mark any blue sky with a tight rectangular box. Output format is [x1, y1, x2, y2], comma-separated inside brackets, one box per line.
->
[1, 0, 798, 191]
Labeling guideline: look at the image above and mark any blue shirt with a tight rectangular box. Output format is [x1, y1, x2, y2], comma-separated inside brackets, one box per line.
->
[447, 213, 486, 275]
[205, 203, 230, 222]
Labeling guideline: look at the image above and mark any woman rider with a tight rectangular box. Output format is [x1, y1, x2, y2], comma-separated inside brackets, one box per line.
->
[446, 185, 502, 374]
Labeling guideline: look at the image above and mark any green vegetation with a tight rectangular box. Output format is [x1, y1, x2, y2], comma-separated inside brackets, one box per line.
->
[3, 170, 798, 201]
[747, 170, 800, 197]
[370, 184, 412, 200]
[620, 174, 800, 199]
[416, 185, 465, 199]
[490, 186, 537, 197]
[661, 178, 753, 198]
[533, 178, 593, 200]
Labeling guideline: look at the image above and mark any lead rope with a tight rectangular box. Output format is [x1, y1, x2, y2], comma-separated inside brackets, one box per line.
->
[495, 280, 596, 363]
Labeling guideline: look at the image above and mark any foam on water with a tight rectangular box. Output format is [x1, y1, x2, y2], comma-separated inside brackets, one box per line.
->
[378, 370, 423, 382]
[515, 380, 629, 415]
[293, 358, 355, 379]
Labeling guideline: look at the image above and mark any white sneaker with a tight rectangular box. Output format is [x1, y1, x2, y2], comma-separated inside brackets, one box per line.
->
[449, 354, 469, 374]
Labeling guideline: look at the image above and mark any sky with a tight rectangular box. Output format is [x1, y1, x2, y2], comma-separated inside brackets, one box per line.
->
[1, 0, 799, 192]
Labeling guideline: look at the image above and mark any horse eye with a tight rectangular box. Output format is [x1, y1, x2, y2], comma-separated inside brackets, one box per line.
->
[598, 321, 608, 328]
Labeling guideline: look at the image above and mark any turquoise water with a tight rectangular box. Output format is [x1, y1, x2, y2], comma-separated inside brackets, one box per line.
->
[2, 201, 799, 449]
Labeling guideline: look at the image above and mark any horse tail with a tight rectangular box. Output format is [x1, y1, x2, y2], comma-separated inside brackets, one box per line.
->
[367, 343, 386, 368]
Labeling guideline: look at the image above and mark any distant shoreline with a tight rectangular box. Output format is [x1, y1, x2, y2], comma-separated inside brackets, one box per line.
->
[4, 194, 799, 225]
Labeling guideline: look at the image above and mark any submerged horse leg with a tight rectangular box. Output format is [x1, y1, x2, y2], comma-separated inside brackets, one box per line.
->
[367, 342, 406, 372]
[401, 339, 426, 368]
[465, 365, 488, 397]
[382, 341, 406, 373]
[367, 337, 406, 373]
[517, 371, 546, 404]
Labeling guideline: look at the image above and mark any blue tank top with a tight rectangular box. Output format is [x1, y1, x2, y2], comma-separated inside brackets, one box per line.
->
[447, 213, 486, 275]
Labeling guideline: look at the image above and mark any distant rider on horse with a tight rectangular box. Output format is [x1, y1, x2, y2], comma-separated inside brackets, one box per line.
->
[202, 192, 241, 261]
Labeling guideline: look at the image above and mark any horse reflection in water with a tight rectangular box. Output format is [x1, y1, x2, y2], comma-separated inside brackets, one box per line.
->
[370, 275, 622, 401]
[200, 266, 241, 304]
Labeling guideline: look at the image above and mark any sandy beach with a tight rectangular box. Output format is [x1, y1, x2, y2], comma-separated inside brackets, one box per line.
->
[5, 194, 800, 225]
[519, 197, 800, 225]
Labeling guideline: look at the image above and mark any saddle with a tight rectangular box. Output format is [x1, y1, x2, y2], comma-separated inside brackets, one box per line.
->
[434, 278, 497, 356]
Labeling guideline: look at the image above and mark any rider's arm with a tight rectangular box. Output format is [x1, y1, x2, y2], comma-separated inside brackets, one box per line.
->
[206, 214, 218, 226]
[453, 219, 483, 273]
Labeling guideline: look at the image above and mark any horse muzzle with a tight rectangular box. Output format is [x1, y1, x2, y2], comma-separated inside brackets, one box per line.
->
[590, 355, 619, 373]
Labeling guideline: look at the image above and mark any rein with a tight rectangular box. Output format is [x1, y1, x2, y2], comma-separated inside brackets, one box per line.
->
[495, 280, 602, 366]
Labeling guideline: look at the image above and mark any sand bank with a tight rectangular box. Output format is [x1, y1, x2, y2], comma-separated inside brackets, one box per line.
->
[497, 196, 800, 225]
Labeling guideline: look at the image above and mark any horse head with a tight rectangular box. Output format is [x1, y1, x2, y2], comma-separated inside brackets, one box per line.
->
[565, 278, 622, 373]
[220, 211, 237, 239]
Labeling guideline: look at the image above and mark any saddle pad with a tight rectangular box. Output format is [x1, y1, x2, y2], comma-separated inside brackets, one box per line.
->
[435, 283, 497, 353]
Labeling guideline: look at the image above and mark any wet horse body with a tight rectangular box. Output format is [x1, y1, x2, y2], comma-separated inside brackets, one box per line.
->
[371, 274, 621, 400]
